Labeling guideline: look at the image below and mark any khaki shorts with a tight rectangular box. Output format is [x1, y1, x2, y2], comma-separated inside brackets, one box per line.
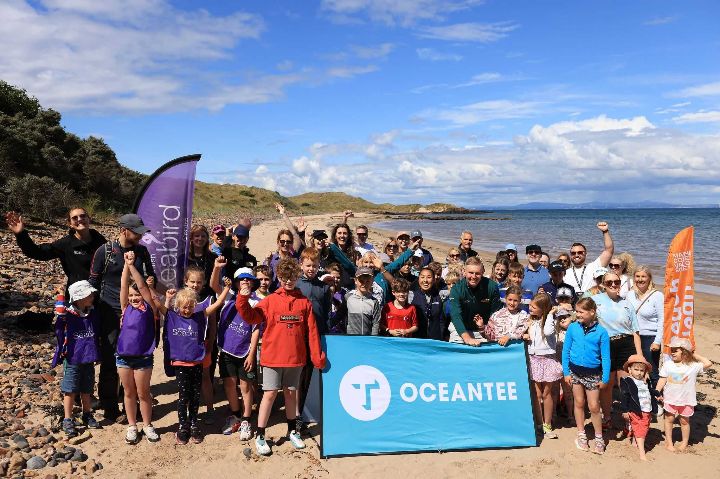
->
[262, 366, 303, 391]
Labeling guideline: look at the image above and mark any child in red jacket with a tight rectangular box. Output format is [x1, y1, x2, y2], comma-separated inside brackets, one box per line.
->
[236, 258, 326, 456]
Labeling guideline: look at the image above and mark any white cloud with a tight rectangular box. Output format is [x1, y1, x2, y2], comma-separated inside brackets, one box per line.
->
[320, 0, 485, 26]
[673, 111, 720, 124]
[419, 100, 542, 126]
[674, 81, 720, 97]
[351, 43, 395, 59]
[416, 48, 463, 61]
[255, 165, 269, 174]
[417, 22, 518, 43]
[327, 65, 379, 78]
[234, 115, 720, 205]
[0, 1, 301, 113]
[643, 16, 677, 26]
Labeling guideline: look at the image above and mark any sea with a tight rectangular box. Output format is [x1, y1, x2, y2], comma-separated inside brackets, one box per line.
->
[370, 208, 719, 295]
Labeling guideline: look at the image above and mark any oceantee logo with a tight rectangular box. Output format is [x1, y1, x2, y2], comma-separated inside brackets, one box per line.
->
[339, 366, 391, 421]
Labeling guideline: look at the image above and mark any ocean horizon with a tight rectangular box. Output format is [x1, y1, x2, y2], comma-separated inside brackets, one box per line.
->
[371, 208, 719, 296]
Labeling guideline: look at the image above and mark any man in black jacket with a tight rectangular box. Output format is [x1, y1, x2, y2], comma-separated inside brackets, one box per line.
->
[221, 224, 258, 280]
[88, 213, 155, 421]
[6, 207, 107, 292]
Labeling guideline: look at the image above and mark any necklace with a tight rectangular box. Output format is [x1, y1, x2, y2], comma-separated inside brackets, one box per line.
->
[571, 265, 587, 290]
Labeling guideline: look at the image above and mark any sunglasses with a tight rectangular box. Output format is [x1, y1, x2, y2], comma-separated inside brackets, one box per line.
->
[604, 280, 621, 287]
[570, 251, 586, 256]
[449, 254, 461, 258]
[278, 240, 292, 245]
[527, 250, 541, 256]
[386, 245, 398, 250]
[608, 263, 622, 269]
[356, 232, 368, 236]
[397, 236, 410, 241]
[70, 213, 88, 222]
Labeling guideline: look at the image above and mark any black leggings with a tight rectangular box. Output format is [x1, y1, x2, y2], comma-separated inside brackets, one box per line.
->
[176, 364, 202, 429]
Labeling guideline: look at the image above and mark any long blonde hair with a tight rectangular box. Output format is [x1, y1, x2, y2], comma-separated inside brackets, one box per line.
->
[617, 252, 636, 276]
[631, 265, 657, 296]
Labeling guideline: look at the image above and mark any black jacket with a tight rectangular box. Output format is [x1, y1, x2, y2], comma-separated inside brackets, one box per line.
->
[410, 285, 446, 340]
[88, 240, 155, 311]
[221, 246, 257, 281]
[619, 376, 660, 414]
[15, 228, 107, 290]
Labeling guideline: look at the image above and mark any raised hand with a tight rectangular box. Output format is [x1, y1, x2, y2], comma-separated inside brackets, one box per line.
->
[5, 212, 24, 234]
[214, 255, 227, 268]
[370, 253, 383, 270]
[275, 203, 286, 215]
[295, 216, 307, 233]
[223, 277, 232, 289]
[410, 238, 421, 250]
[597, 221, 609, 233]
[146, 276, 156, 289]
[124, 251, 136, 263]
[239, 284, 251, 296]
[166, 288, 177, 299]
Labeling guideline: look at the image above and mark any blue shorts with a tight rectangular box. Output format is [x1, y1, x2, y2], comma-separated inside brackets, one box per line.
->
[115, 355, 154, 370]
[61, 361, 95, 394]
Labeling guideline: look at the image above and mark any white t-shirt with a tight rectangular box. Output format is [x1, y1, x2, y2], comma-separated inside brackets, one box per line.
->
[659, 360, 704, 406]
[564, 257, 602, 293]
[633, 378, 652, 412]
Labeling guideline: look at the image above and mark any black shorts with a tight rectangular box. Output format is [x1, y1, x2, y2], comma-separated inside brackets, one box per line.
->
[610, 335, 635, 372]
[218, 351, 256, 382]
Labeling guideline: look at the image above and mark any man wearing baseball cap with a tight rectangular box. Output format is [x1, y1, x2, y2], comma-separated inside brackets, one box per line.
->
[88, 213, 156, 422]
[521, 244, 550, 295]
[222, 223, 258, 281]
[410, 230, 433, 267]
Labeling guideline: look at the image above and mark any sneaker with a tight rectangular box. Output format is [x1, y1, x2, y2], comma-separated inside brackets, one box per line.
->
[82, 412, 101, 429]
[592, 437, 606, 455]
[255, 435, 271, 456]
[543, 423, 558, 439]
[239, 420, 252, 441]
[175, 429, 189, 445]
[143, 424, 160, 443]
[62, 418, 78, 438]
[575, 432, 589, 452]
[125, 425, 139, 445]
[288, 430, 305, 450]
[190, 427, 203, 444]
[222, 416, 240, 435]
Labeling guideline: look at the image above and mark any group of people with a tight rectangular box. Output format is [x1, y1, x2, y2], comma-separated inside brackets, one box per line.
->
[4, 205, 710, 460]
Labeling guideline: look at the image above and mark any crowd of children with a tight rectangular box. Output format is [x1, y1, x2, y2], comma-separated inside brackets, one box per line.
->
[46, 208, 713, 460]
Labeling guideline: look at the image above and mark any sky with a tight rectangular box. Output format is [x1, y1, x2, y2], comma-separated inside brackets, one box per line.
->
[2, 0, 719, 207]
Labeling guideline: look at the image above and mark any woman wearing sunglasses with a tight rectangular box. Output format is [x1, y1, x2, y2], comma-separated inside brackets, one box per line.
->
[593, 270, 642, 430]
[5, 207, 107, 292]
[265, 203, 305, 292]
[607, 253, 636, 298]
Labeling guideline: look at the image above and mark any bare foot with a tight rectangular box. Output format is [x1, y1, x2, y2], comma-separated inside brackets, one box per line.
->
[639, 455, 648, 461]
[677, 443, 688, 452]
[665, 442, 676, 452]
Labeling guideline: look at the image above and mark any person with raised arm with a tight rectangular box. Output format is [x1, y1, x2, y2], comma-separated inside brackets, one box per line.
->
[564, 222, 614, 294]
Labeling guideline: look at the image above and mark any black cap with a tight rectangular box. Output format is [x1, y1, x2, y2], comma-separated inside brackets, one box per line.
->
[311, 229, 328, 240]
[549, 260, 565, 272]
[526, 244, 542, 254]
[118, 214, 150, 235]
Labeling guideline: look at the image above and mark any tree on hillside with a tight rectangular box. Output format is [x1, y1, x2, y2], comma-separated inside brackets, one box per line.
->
[0, 80, 146, 218]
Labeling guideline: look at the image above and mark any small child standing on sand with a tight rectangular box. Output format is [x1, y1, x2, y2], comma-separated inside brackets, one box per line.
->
[484, 285, 530, 346]
[383, 278, 418, 337]
[657, 337, 713, 452]
[53, 281, 102, 438]
[619, 354, 660, 461]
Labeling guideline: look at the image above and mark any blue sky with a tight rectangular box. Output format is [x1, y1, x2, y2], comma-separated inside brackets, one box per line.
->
[2, 0, 719, 206]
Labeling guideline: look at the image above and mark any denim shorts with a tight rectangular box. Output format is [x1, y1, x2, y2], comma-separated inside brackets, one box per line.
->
[115, 354, 154, 370]
[61, 361, 95, 394]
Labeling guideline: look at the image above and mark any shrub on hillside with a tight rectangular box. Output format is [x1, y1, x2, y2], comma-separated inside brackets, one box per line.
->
[5, 174, 75, 221]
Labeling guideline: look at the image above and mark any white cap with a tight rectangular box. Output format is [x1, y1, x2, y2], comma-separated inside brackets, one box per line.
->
[413, 249, 424, 258]
[68, 280, 97, 303]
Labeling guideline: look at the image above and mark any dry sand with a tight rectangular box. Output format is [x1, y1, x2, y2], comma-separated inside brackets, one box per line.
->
[78, 212, 720, 479]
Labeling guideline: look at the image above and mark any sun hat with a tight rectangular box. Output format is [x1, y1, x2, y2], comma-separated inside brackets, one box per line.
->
[622, 354, 653, 373]
[505, 243, 517, 252]
[68, 280, 97, 303]
[233, 267, 256, 281]
[666, 337, 693, 352]
[396, 231, 410, 240]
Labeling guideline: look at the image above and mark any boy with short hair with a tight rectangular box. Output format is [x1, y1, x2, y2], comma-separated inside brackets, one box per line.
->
[235, 259, 325, 456]
[383, 278, 418, 337]
[345, 267, 382, 335]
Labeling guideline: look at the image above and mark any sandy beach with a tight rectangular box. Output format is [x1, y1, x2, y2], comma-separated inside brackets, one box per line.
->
[59, 212, 720, 478]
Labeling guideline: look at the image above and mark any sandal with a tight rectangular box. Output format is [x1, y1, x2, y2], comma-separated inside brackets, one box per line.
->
[575, 432, 589, 452]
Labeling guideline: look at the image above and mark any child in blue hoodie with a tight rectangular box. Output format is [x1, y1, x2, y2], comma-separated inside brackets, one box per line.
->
[562, 297, 610, 455]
